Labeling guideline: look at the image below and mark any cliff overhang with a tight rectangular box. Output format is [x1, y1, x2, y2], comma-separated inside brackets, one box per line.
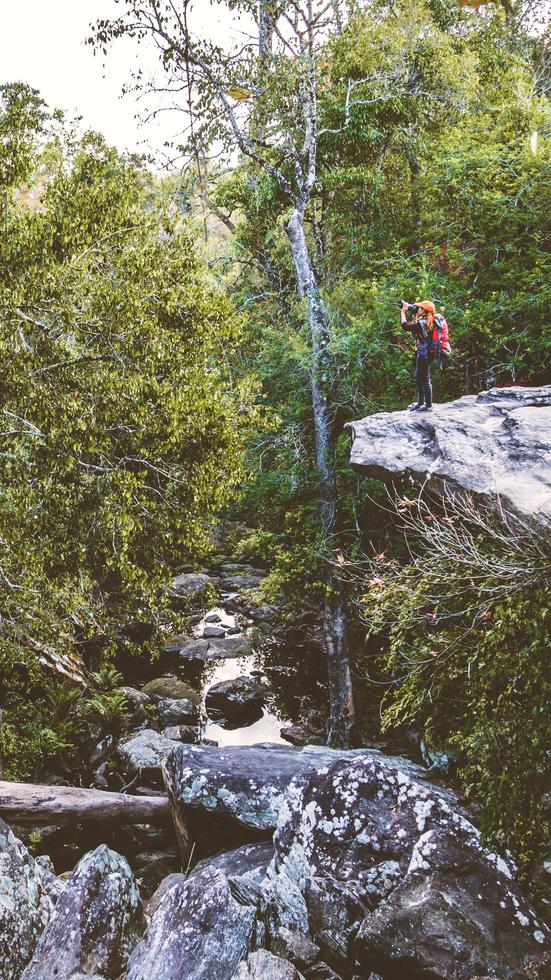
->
[347, 386, 551, 526]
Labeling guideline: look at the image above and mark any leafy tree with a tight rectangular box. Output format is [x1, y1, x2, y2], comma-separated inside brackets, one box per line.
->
[354, 493, 551, 878]
[0, 82, 47, 190]
[91, 0, 488, 745]
[0, 88, 254, 776]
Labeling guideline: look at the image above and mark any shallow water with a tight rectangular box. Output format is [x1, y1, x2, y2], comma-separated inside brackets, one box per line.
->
[182, 648, 287, 746]
[174, 606, 328, 747]
[205, 709, 286, 746]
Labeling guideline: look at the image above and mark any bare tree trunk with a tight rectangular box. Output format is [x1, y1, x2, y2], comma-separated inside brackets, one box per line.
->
[258, 1, 274, 63]
[0, 781, 171, 827]
[287, 209, 335, 531]
[324, 571, 355, 745]
[287, 207, 355, 747]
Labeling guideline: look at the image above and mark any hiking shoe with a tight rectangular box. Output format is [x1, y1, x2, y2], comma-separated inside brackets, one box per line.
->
[418, 405, 434, 412]
[408, 403, 424, 411]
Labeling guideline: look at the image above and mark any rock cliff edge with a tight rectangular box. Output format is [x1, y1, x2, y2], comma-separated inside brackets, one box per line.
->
[347, 386, 551, 524]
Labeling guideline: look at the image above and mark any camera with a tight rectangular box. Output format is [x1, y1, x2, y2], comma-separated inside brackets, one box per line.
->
[396, 301, 419, 313]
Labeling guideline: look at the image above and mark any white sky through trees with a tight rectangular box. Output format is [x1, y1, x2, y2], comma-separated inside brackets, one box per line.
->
[0, 0, 245, 157]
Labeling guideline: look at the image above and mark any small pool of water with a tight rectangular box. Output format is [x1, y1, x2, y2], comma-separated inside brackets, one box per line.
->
[194, 650, 287, 746]
[205, 709, 286, 747]
[121, 602, 330, 749]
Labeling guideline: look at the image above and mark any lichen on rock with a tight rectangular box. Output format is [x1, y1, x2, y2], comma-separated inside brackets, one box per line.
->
[0, 817, 61, 979]
[21, 843, 144, 980]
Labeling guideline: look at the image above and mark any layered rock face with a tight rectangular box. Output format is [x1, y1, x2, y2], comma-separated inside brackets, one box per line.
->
[347, 386, 551, 524]
[0, 818, 61, 979]
[22, 844, 145, 979]
[271, 755, 550, 978]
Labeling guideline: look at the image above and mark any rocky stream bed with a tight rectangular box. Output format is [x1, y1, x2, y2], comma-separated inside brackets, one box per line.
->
[2, 386, 551, 978]
[1, 559, 550, 979]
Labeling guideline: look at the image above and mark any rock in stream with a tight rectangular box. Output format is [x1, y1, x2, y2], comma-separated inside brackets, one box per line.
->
[126, 865, 255, 980]
[22, 844, 145, 979]
[0, 817, 61, 979]
[205, 676, 271, 723]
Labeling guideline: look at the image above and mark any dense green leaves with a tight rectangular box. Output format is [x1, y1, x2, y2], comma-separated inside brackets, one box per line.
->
[358, 497, 551, 878]
[2, 0, 550, 874]
[0, 91, 254, 776]
[215, 1, 550, 868]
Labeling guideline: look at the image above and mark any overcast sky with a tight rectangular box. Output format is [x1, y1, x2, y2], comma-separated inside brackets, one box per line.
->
[0, 0, 244, 158]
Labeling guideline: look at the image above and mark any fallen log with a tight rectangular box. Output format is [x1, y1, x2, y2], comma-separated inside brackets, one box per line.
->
[0, 781, 171, 828]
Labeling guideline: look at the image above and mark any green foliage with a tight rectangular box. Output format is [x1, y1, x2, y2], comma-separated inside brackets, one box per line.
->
[225, 0, 549, 548]
[253, 510, 327, 608]
[82, 668, 129, 729]
[1, 656, 129, 780]
[3, 0, 550, 884]
[0, 88, 256, 776]
[359, 499, 551, 875]
[0, 83, 48, 189]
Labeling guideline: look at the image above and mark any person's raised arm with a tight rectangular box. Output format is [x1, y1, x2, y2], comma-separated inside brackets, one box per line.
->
[401, 301, 413, 333]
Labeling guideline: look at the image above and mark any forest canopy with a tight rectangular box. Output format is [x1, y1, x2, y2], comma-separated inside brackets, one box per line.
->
[0, 0, 549, 882]
[0, 82, 256, 777]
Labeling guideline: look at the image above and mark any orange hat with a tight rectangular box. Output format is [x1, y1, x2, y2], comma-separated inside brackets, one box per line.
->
[417, 300, 436, 314]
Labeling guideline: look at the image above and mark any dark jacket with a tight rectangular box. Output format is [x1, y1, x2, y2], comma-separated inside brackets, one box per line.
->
[401, 317, 431, 357]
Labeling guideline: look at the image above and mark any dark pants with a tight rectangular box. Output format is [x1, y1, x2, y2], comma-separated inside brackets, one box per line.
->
[414, 353, 433, 407]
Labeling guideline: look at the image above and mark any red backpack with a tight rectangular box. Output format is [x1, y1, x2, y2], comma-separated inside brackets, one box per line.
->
[430, 314, 452, 358]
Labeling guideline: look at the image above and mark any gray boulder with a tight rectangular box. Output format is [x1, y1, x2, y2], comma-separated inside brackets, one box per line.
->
[203, 624, 227, 638]
[22, 844, 145, 980]
[194, 842, 274, 882]
[166, 635, 212, 660]
[260, 872, 310, 943]
[219, 565, 265, 591]
[355, 846, 549, 978]
[347, 385, 551, 525]
[272, 756, 550, 978]
[69, 974, 106, 980]
[305, 876, 367, 970]
[209, 634, 253, 658]
[303, 965, 342, 979]
[191, 842, 275, 910]
[116, 729, 175, 780]
[218, 562, 266, 575]
[206, 676, 271, 721]
[170, 571, 215, 600]
[161, 724, 199, 743]
[271, 928, 320, 971]
[127, 866, 255, 980]
[163, 743, 430, 861]
[157, 696, 199, 727]
[146, 872, 187, 918]
[0, 818, 61, 979]
[303, 964, 342, 979]
[281, 725, 324, 747]
[169, 633, 253, 662]
[222, 575, 264, 590]
[233, 949, 302, 979]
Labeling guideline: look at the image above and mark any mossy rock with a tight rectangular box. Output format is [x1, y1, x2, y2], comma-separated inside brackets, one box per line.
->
[141, 677, 200, 703]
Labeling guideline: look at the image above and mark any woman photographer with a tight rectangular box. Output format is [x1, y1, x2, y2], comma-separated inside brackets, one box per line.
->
[401, 300, 438, 412]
